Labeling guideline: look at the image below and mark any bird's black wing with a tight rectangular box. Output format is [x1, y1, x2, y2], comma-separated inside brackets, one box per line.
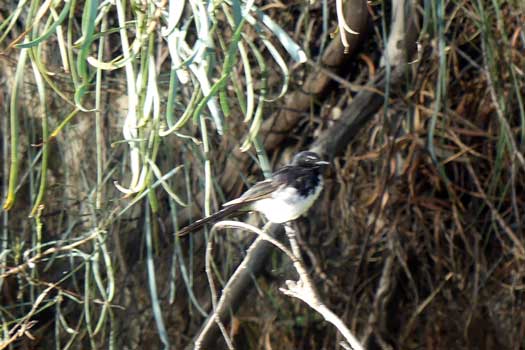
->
[222, 165, 300, 207]
[178, 169, 291, 236]
[176, 203, 245, 237]
[223, 179, 284, 206]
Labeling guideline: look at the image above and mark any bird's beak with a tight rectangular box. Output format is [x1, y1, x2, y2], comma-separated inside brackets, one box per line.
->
[316, 160, 330, 166]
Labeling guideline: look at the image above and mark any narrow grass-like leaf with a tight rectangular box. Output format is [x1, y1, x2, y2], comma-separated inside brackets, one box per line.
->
[162, 0, 185, 36]
[147, 160, 187, 206]
[169, 199, 208, 315]
[253, 136, 271, 179]
[114, 0, 141, 194]
[335, 0, 359, 52]
[84, 258, 96, 348]
[28, 41, 76, 106]
[74, 0, 98, 111]
[91, 239, 109, 336]
[50, 5, 70, 73]
[261, 38, 289, 102]
[28, 54, 49, 217]
[94, 12, 107, 209]
[141, 39, 163, 203]
[238, 41, 254, 122]
[240, 38, 267, 152]
[66, 0, 79, 88]
[145, 206, 170, 349]
[16, 0, 72, 49]
[248, 7, 307, 63]
[318, 0, 329, 61]
[117, 165, 185, 218]
[219, 88, 231, 118]
[428, 0, 448, 183]
[49, 108, 80, 139]
[185, 0, 225, 133]
[191, 8, 249, 132]
[86, 56, 121, 70]
[232, 0, 242, 26]
[160, 88, 202, 135]
[510, 65, 525, 143]
[198, 113, 213, 220]
[231, 67, 247, 115]
[165, 67, 179, 128]
[3, 47, 28, 210]
[240, 94, 265, 152]
[190, 64, 223, 134]
[165, 28, 190, 83]
[0, 0, 30, 44]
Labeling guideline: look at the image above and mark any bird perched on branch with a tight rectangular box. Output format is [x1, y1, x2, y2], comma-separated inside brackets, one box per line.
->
[177, 151, 329, 236]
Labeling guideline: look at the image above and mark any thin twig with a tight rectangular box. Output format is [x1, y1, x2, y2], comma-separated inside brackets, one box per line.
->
[1, 231, 98, 278]
[195, 221, 365, 349]
[465, 162, 525, 259]
[281, 224, 365, 350]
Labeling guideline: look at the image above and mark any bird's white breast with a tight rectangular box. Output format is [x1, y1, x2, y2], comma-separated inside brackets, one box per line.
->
[252, 176, 323, 223]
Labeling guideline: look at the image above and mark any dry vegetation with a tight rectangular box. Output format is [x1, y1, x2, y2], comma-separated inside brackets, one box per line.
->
[1, 0, 524, 349]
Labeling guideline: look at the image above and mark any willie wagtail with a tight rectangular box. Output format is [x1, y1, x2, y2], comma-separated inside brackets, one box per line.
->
[177, 151, 329, 236]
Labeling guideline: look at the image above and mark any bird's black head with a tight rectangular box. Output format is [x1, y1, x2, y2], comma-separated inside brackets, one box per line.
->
[292, 151, 329, 168]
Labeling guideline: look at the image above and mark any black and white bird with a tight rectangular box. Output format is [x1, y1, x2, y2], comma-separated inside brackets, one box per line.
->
[177, 151, 329, 236]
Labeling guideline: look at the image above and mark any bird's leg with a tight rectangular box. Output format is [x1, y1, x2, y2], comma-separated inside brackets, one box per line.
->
[284, 223, 303, 262]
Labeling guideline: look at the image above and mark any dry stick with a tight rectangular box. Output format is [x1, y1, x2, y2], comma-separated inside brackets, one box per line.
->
[465, 162, 525, 259]
[201, 221, 364, 350]
[190, 222, 285, 350]
[480, 34, 525, 172]
[361, 247, 396, 349]
[281, 224, 364, 350]
[0, 284, 56, 350]
[399, 273, 453, 344]
[1, 231, 98, 278]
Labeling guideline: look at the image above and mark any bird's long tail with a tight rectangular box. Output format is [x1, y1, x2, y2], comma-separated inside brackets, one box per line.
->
[176, 203, 245, 237]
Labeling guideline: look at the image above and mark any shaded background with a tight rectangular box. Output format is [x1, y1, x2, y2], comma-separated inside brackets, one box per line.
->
[1, 0, 524, 349]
